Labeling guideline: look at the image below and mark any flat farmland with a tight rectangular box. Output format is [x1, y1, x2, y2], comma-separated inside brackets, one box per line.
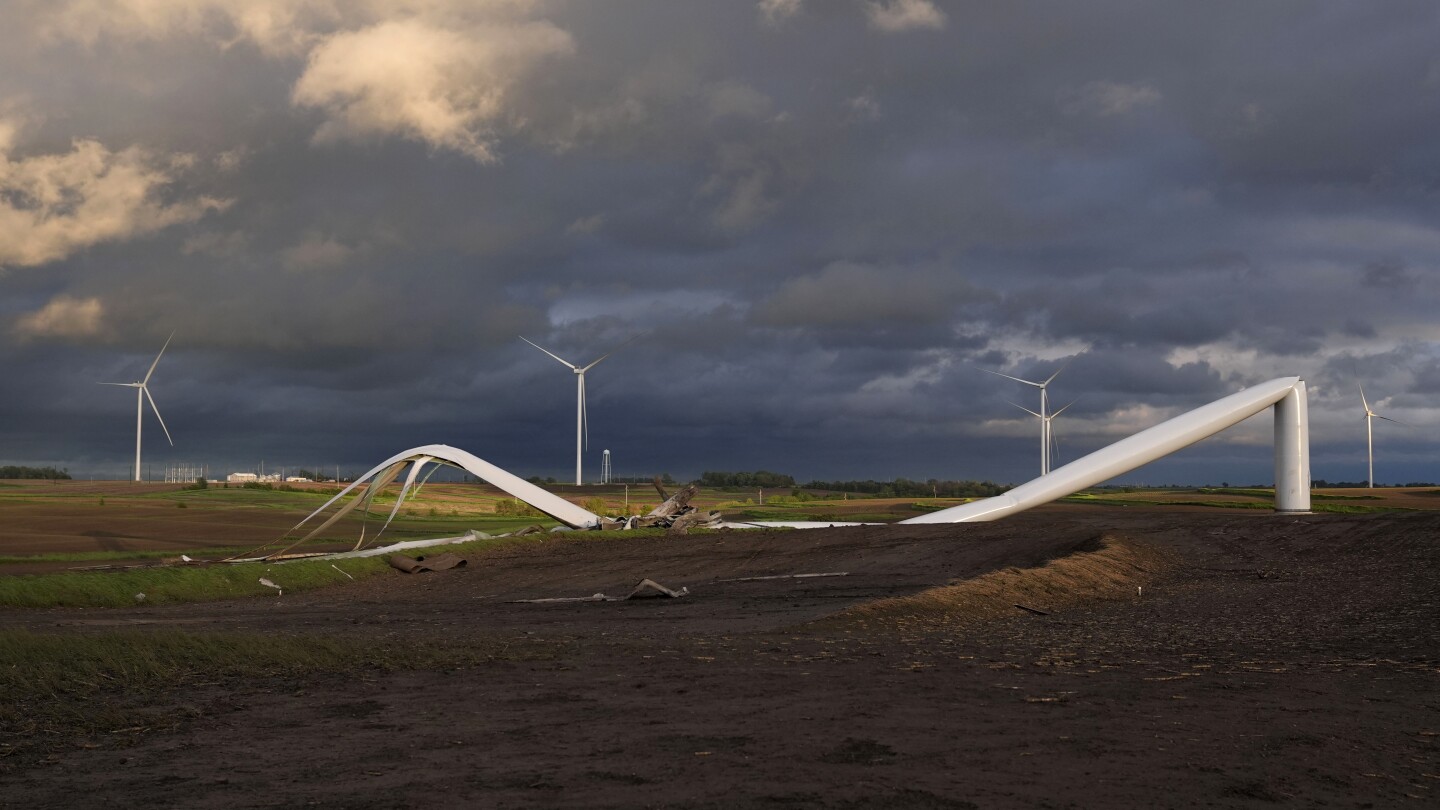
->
[0, 492, 1436, 807]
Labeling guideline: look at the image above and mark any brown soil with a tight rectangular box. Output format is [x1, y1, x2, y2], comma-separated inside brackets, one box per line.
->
[2, 509, 1438, 808]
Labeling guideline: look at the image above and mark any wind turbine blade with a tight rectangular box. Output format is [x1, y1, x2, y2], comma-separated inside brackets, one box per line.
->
[1050, 399, 1078, 418]
[1358, 383, 1370, 412]
[581, 332, 646, 371]
[1374, 414, 1407, 426]
[1042, 357, 1075, 387]
[143, 386, 174, 446]
[519, 336, 578, 369]
[983, 368, 1042, 387]
[1007, 401, 1042, 418]
[143, 331, 175, 385]
[98, 382, 139, 387]
[580, 374, 589, 450]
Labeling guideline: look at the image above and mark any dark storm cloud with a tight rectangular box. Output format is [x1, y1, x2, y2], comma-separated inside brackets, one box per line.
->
[1, 1, 1438, 486]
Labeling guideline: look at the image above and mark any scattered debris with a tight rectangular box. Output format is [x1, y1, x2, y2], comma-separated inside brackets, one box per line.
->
[509, 593, 615, 604]
[388, 553, 468, 574]
[331, 564, 354, 580]
[259, 577, 283, 596]
[717, 572, 849, 583]
[597, 480, 724, 531]
[1013, 603, 1049, 616]
[509, 577, 691, 603]
[626, 578, 689, 599]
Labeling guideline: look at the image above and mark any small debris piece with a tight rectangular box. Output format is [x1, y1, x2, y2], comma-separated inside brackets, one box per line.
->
[717, 572, 848, 583]
[1013, 603, 1049, 616]
[509, 593, 617, 604]
[259, 577, 283, 596]
[134, 593, 146, 602]
[388, 553, 468, 574]
[625, 579, 689, 599]
[332, 564, 354, 580]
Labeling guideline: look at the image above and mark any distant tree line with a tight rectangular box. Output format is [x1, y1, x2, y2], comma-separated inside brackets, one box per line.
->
[699, 470, 796, 488]
[802, 478, 1010, 498]
[0, 465, 70, 480]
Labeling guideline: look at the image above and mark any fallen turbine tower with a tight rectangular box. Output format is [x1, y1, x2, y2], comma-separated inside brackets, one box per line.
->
[903, 376, 1310, 523]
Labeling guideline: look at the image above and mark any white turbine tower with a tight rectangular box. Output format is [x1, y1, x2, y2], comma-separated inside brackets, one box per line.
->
[100, 332, 175, 482]
[986, 360, 1072, 475]
[520, 334, 641, 486]
[1359, 384, 1401, 489]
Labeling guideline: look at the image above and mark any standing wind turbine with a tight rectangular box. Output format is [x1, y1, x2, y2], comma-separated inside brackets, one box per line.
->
[1010, 399, 1076, 475]
[1359, 384, 1402, 489]
[520, 333, 642, 486]
[986, 359, 1072, 475]
[99, 332, 175, 482]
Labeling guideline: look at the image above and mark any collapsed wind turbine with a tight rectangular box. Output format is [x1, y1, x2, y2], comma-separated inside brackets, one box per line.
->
[1359, 384, 1402, 488]
[986, 359, 1071, 475]
[520, 333, 641, 486]
[99, 332, 175, 482]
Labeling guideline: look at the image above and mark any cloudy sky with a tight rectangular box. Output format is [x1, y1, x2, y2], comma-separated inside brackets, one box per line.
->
[2, 0, 1438, 485]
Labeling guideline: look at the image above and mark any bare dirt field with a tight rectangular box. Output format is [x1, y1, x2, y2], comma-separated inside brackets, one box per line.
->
[2, 506, 1437, 808]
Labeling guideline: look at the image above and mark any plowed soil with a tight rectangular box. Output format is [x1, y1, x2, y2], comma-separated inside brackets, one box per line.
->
[3, 509, 1438, 808]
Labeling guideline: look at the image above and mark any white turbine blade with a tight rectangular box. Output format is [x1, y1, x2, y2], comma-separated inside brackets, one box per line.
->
[1008, 401, 1042, 419]
[519, 336, 578, 369]
[580, 374, 589, 450]
[983, 368, 1042, 388]
[1042, 357, 1074, 387]
[1050, 399, 1078, 418]
[580, 332, 646, 372]
[142, 386, 174, 446]
[1374, 414, 1407, 427]
[1358, 383, 1371, 412]
[380, 456, 434, 535]
[98, 382, 140, 387]
[143, 331, 175, 385]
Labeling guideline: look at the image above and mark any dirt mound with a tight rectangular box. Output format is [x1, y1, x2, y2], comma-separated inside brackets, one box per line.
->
[822, 532, 1169, 632]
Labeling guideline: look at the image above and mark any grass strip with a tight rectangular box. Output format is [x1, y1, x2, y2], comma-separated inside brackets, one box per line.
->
[0, 533, 555, 609]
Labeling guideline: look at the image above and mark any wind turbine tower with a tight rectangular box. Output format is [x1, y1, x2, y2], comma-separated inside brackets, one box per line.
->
[520, 334, 641, 486]
[99, 332, 175, 482]
[986, 360, 1072, 475]
[1359, 384, 1400, 488]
